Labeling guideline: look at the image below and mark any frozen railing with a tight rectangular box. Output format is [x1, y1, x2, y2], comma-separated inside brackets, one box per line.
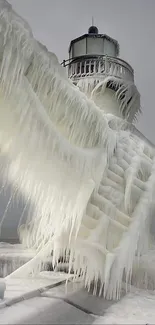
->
[62, 55, 134, 83]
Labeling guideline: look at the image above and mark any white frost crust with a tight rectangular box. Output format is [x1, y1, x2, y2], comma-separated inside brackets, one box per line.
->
[0, 1, 155, 300]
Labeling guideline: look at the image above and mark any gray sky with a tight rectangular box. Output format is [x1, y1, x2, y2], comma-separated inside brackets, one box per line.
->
[8, 0, 155, 143]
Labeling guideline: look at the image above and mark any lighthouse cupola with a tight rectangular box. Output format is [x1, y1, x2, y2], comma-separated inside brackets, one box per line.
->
[62, 26, 140, 123]
[68, 25, 119, 61]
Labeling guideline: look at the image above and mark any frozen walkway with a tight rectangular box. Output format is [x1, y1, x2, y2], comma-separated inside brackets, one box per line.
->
[0, 275, 155, 324]
[0, 273, 117, 324]
[0, 243, 155, 324]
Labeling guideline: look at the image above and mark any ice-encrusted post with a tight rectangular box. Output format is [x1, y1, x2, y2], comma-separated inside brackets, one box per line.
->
[0, 280, 6, 300]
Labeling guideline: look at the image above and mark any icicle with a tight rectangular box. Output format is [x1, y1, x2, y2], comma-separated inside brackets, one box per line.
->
[0, 0, 155, 302]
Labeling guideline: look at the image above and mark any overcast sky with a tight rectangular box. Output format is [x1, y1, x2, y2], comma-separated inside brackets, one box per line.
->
[8, 0, 155, 143]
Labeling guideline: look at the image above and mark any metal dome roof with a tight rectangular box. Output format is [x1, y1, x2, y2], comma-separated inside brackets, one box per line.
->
[88, 25, 99, 34]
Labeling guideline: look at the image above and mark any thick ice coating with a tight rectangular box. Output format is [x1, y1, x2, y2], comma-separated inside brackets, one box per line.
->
[0, 0, 155, 300]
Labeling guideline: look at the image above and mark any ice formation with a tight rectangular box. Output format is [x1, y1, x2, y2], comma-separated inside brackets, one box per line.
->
[0, 279, 6, 299]
[0, 0, 155, 300]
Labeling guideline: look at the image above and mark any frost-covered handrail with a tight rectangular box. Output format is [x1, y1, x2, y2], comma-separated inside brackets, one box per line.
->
[63, 55, 134, 82]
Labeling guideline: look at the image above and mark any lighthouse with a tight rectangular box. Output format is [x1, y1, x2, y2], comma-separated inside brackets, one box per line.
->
[62, 25, 140, 123]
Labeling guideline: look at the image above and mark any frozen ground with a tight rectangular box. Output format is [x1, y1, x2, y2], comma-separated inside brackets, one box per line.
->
[0, 243, 155, 324]
[0, 279, 155, 324]
[94, 289, 155, 324]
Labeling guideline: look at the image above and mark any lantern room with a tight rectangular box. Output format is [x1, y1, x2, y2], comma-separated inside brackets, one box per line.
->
[69, 26, 119, 60]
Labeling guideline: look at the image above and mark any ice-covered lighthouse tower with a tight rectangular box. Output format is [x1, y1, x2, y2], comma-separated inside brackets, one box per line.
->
[62, 25, 140, 123]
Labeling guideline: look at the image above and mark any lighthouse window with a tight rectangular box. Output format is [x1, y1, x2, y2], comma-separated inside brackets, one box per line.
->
[100, 61, 105, 73]
[86, 62, 89, 73]
[77, 62, 80, 74]
[74, 60, 95, 75]
[81, 62, 85, 74]
[91, 63, 94, 73]
[79, 62, 88, 75]
[85, 61, 94, 74]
